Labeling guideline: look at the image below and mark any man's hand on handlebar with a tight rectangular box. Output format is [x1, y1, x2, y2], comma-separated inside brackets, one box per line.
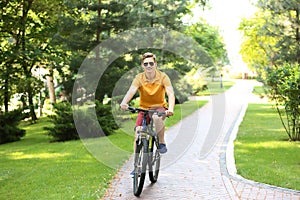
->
[120, 103, 129, 111]
[165, 110, 174, 117]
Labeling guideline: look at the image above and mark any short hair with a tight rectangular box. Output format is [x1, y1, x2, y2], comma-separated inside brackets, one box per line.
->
[142, 52, 156, 62]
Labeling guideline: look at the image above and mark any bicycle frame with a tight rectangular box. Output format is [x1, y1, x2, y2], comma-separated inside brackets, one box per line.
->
[128, 107, 165, 196]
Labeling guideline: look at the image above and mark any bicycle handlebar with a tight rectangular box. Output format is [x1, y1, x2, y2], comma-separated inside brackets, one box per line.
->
[128, 106, 166, 117]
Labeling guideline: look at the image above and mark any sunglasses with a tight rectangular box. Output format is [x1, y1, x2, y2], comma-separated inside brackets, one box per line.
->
[143, 62, 155, 67]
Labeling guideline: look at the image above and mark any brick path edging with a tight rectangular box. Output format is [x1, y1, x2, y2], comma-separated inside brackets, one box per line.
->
[220, 97, 300, 197]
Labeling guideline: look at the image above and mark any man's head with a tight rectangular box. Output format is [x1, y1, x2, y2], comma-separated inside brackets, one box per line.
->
[141, 52, 157, 71]
[142, 52, 156, 63]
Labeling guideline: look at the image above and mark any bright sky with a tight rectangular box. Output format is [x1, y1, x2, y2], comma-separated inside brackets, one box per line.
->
[190, 0, 258, 71]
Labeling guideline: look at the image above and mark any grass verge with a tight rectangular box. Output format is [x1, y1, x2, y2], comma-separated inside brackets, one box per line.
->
[234, 103, 300, 191]
[0, 100, 207, 199]
[197, 80, 235, 96]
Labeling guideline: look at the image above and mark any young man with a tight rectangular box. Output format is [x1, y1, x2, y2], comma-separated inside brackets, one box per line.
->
[120, 52, 175, 154]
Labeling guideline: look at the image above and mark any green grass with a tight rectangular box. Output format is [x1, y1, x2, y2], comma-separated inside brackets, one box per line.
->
[0, 118, 118, 200]
[234, 103, 300, 191]
[197, 80, 235, 96]
[252, 85, 267, 98]
[0, 100, 207, 200]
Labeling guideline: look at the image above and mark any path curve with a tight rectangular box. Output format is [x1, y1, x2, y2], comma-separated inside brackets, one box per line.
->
[102, 80, 300, 200]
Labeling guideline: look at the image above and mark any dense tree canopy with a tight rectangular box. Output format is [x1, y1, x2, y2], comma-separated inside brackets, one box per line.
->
[239, 0, 299, 79]
[2, 0, 230, 142]
[0, 0, 217, 112]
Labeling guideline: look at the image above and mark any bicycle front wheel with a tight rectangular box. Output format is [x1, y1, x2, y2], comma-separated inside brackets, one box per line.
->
[133, 139, 148, 197]
[149, 137, 160, 183]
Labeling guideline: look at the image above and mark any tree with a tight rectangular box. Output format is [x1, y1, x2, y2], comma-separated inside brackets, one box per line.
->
[239, 0, 300, 75]
[239, 12, 277, 80]
[184, 20, 229, 91]
[58, 0, 209, 104]
[0, 0, 64, 120]
[257, 0, 300, 64]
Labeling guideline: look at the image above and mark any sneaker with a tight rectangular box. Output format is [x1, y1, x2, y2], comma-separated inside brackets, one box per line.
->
[159, 143, 168, 154]
[130, 170, 134, 178]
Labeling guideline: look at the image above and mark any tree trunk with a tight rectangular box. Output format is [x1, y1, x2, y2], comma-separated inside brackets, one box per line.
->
[28, 87, 37, 121]
[296, 8, 300, 64]
[4, 66, 9, 113]
[47, 67, 56, 104]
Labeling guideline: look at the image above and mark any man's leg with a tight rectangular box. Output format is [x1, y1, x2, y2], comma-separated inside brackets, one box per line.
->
[133, 126, 142, 152]
[152, 115, 167, 153]
[152, 115, 165, 143]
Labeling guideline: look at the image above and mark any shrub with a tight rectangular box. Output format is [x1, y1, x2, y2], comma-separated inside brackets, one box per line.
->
[0, 109, 26, 144]
[46, 100, 118, 142]
[45, 102, 78, 142]
[266, 63, 300, 141]
[94, 100, 119, 135]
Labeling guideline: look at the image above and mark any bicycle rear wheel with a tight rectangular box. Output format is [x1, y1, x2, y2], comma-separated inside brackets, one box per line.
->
[149, 137, 160, 183]
[133, 139, 148, 197]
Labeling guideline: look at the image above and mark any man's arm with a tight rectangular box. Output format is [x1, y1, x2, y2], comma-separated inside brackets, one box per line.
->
[120, 85, 138, 110]
[166, 85, 175, 116]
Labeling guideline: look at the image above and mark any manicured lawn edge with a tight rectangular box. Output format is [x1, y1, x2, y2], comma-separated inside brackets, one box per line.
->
[234, 103, 300, 191]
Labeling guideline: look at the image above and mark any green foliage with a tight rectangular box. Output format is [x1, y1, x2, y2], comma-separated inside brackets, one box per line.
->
[46, 100, 118, 142]
[184, 68, 207, 95]
[45, 102, 77, 141]
[0, 0, 64, 119]
[0, 109, 26, 144]
[266, 63, 300, 141]
[184, 20, 229, 82]
[239, 0, 300, 77]
[185, 20, 229, 65]
[0, 0, 219, 120]
[239, 13, 273, 78]
[95, 100, 119, 135]
[239, 1, 300, 141]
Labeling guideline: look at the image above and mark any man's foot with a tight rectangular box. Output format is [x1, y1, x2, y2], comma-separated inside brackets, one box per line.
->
[159, 143, 168, 154]
[130, 170, 134, 178]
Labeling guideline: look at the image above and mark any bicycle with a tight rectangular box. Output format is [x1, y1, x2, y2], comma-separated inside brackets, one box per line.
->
[127, 107, 166, 197]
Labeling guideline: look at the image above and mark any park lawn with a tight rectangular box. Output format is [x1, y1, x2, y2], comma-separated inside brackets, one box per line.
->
[0, 100, 207, 200]
[234, 103, 300, 191]
[197, 80, 235, 96]
[0, 117, 119, 200]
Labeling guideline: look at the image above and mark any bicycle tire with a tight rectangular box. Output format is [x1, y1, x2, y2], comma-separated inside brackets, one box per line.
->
[149, 137, 160, 183]
[133, 138, 148, 197]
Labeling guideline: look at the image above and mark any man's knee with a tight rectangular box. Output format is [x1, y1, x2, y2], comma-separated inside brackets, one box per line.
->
[152, 115, 163, 123]
[135, 126, 142, 133]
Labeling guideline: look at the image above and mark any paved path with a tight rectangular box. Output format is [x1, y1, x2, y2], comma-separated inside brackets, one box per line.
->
[103, 80, 300, 200]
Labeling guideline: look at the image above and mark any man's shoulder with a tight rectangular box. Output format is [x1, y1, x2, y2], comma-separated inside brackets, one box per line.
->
[135, 72, 145, 80]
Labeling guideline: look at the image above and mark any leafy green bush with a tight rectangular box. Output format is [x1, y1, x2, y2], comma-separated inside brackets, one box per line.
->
[95, 100, 119, 135]
[0, 109, 26, 144]
[266, 63, 300, 141]
[45, 102, 77, 141]
[46, 100, 118, 142]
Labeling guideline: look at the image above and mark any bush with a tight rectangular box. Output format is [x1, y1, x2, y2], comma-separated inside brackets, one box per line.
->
[94, 100, 119, 135]
[266, 63, 300, 141]
[0, 109, 26, 144]
[46, 100, 118, 142]
[45, 102, 77, 142]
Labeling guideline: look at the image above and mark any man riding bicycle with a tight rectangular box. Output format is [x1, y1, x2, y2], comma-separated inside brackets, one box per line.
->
[120, 52, 175, 154]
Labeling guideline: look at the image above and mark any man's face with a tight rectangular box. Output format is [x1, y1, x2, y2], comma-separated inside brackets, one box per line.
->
[142, 57, 156, 73]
